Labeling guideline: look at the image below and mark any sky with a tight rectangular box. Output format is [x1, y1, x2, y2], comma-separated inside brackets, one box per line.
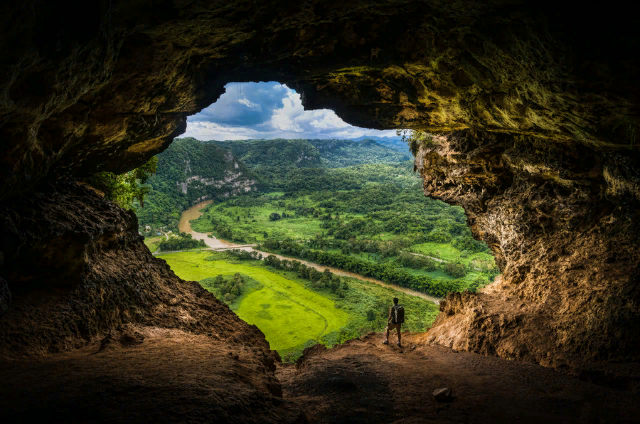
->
[181, 82, 399, 141]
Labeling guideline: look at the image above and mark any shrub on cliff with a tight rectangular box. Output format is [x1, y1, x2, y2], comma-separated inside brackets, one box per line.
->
[85, 157, 158, 210]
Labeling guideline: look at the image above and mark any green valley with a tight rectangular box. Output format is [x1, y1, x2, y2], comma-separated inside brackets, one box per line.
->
[159, 250, 439, 361]
[136, 134, 499, 356]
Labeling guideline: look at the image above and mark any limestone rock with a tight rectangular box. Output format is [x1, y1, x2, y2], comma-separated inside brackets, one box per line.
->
[0, 1, 638, 200]
[433, 387, 454, 402]
[419, 131, 640, 368]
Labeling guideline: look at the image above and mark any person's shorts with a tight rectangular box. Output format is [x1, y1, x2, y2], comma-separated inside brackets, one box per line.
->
[386, 323, 401, 332]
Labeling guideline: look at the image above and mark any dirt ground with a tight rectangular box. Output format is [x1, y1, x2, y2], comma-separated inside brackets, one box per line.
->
[277, 333, 640, 424]
[0, 326, 306, 423]
[1, 330, 638, 423]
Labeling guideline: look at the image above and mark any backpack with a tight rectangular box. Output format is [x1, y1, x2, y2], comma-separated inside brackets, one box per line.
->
[392, 305, 405, 324]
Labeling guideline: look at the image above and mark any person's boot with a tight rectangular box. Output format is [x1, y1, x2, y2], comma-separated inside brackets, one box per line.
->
[382, 339, 389, 345]
[396, 340, 402, 347]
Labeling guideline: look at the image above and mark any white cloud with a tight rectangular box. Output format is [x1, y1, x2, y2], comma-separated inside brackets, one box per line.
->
[183, 82, 401, 141]
[238, 98, 261, 110]
[309, 112, 350, 130]
[270, 90, 305, 132]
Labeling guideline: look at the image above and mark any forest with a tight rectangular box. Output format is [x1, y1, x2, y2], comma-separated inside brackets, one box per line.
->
[192, 163, 498, 294]
[138, 136, 499, 295]
[134, 137, 410, 234]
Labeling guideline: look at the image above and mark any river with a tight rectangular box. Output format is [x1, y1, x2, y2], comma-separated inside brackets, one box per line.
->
[172, 202, 441, 304]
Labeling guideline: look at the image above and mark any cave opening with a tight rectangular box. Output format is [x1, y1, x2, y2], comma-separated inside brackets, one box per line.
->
[134, 80, 499, 362]
[1, 1, 640, 421]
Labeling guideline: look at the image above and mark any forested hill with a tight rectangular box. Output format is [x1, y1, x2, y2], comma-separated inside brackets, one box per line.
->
[134, 138, 262, 232]
[135, 136, 409, 232]
[206, 138, 411, 168]
[308, 139, 411, 167]
[350, 135, 407, 151]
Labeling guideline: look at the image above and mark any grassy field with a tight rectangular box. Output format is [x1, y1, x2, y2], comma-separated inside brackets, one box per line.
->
[143, 236, 162, 252]
[411, 242, 496, 267]
[189, 189, 499, 286]
[158, 251, 350, 351]
[190, 194, 335, 242]
[158, 251, 440, 360]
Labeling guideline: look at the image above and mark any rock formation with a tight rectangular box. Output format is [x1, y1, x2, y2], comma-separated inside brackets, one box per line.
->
[0, 1, 639, 416]
[417, 131, 640, 372]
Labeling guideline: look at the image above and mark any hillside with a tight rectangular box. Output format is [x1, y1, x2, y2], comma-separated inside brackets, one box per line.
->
[307, 139, 411, 167]
[208, 138, 411, 168]
[207, 139, 324, 168]
[350, 135, 408, 151]
[136, 137, 412, 232]
[134, 138, 262, 233]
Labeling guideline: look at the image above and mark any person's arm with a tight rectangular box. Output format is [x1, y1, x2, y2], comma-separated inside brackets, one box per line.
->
[387, 307, 392, 322]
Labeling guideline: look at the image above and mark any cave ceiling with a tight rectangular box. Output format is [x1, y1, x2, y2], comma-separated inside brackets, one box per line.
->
[0, 0, 638, 200]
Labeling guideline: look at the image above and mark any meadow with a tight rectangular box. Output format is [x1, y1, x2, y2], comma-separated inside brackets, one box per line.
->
[143, 236, 162, 252]
[158, 251, 440, 361]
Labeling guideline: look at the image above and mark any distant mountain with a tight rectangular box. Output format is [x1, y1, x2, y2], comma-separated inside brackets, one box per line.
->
[307, 139, 411, 167]
[206, 139, 324, 168]
[350, 135, 408, 151]
[136, 136, 411, 232]
[206, 138, 410, 168]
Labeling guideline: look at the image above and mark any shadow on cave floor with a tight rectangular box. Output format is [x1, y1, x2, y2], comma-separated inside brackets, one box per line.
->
[1, 328, 639, 423]
[278, 333, 640, 424]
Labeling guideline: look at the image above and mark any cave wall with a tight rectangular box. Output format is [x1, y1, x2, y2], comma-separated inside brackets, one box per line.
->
[419, 131, 640, 367]
[0, 180, 277, 359]
[1, 0, 639, 371]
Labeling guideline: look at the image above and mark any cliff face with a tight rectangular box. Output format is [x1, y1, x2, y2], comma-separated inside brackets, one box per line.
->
[0, 180, 272, 357]
[418, 132, 640, 368]
[0, 0, 639, 390]
[155, 138, 260, 200]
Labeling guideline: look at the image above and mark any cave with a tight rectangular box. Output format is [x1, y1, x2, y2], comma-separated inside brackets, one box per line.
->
[1, 1, 639, 422]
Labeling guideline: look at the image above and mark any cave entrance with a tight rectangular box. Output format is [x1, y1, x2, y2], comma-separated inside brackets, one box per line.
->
[137, 82, 498, 361]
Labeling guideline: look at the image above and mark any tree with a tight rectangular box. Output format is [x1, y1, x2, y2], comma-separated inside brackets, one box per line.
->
[330, 279, 340, 293]
[269, 212, 282, 221]
[85, 157, 158, 210]
[323, 268, 333, 281]
[341, 280, 349, 291]
[443, 262, 467, 278]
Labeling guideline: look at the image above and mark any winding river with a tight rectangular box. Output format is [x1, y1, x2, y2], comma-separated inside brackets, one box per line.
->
[170, 202, 441, 305]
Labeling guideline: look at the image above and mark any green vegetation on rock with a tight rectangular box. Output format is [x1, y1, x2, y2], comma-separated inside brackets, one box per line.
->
[134, 138, 262, 234]
[84, 157, 158, 210]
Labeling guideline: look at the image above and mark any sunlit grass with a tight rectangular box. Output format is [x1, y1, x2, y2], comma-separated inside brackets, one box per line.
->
[158, 251, 350, 351]
[412, 242, 496, 267]
[143, 236, 162, 252]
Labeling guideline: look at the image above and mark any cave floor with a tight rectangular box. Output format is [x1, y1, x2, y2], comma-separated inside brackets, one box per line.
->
[0, 327, 305, 423]
[1, 330, 638, 424]
[278, 333, 640, 424]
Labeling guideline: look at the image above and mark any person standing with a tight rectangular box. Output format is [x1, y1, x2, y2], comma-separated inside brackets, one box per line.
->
[383, 297, 404, 347]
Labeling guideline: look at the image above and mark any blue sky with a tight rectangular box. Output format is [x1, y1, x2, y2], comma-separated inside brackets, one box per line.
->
[182, 82, 399, 140]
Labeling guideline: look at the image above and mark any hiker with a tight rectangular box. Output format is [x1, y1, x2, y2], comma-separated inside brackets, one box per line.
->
[383, 297, 404, 347]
